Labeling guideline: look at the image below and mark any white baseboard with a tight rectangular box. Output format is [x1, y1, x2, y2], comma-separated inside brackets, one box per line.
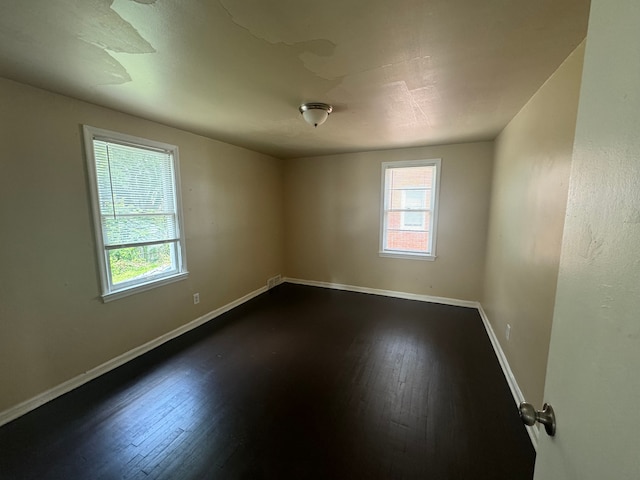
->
[283, 277, 478, 309]
[0, 285, 267, 428]
[283, 277, 538, 449]
[476, 304, 539, 449]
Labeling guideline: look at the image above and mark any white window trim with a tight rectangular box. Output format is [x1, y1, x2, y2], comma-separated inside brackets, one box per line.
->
[379, 158, 441, 260]
[83, 125, 189, 302]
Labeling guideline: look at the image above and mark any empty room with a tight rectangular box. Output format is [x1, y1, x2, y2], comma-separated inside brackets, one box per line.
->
[1, 0, 639, 479]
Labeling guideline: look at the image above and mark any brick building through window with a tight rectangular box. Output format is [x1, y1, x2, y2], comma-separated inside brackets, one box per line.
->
[380, 159, 440, 259]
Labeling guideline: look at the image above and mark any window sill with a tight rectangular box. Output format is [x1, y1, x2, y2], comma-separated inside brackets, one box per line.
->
[379, 251, 436, 261]
[101, 271, 189, 303]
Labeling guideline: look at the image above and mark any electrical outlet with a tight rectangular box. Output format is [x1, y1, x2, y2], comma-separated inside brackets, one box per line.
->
[193, 293, 200, 304]
[506, 324, 511, 341]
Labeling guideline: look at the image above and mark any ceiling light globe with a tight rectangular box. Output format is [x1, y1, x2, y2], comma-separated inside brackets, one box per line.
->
[299, 103, 333, 128]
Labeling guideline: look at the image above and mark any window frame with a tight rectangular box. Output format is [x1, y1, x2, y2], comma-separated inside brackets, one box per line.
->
[83, 125, 189, 302]
[379, 158, 441, 261]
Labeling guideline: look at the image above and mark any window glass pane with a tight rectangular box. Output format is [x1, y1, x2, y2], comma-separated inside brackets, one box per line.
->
[390, 165, 433, 189]
[387, 210, 403, 228]
[389, 189, 404, 209]
[404, 189, 426, 208]
[382, 161, 438, 256]
[386, 230, 430, 252]
[403, 211, 424, 227]
[108, 242, 177, 286]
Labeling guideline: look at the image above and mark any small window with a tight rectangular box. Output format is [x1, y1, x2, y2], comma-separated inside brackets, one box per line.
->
[83, 126, 188, 301]
[380, 159, 441, 260]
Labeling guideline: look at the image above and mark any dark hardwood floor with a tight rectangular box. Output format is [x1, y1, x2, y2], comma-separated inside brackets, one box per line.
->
[0, 283, 535, 479]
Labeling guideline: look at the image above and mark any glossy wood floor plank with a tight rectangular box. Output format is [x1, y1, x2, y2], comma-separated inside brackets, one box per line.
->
[0, 284, 535, 479]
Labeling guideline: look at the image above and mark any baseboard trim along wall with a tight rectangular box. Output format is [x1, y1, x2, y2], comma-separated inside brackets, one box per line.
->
[284, 277, 539, 449]
[1, 279, 538, 450]
[283, 277, 479, 309]
[0, 285, 268, 428]
[476, 305, 540, 449]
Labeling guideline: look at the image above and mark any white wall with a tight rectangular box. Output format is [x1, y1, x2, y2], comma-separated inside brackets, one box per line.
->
[482, 44, 585, 407]
[284, 142, 494, 301]
[0, 78, 284, 414]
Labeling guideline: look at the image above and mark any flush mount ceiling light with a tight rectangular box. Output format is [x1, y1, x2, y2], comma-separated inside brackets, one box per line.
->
[299, 102, 333, 128]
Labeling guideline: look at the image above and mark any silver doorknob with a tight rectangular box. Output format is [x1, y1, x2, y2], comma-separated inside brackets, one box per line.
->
[519, 402, 556, 436]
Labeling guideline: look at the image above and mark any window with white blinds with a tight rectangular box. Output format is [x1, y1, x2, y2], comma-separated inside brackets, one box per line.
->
[380, 159, 441, 260]
[84, 126, 188, 301]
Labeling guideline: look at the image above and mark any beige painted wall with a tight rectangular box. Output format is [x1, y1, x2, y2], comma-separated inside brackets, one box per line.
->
[482, 44, 585, 408]
[0, 78, 284, 413]
[284, 143, 494, 301]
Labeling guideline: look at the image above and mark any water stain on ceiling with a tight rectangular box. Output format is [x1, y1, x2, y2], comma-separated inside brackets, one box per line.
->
[0, 0, 155, 88]
[0, 0, 590, 158]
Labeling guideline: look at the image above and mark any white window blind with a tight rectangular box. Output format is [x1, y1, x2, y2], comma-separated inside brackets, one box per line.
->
[94, 140, 179, 248]
[84, 126, 188, 301]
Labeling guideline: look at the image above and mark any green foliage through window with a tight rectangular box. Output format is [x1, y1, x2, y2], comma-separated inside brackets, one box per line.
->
[109, 244, 173, 284]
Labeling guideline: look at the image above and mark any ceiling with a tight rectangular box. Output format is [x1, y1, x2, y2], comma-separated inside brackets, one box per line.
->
[0, 0, 590, 159]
